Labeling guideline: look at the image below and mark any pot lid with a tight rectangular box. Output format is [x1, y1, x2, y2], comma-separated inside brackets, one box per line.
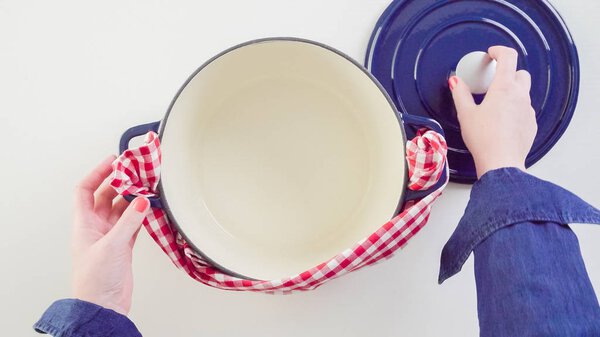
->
[366, 0, 580, 183]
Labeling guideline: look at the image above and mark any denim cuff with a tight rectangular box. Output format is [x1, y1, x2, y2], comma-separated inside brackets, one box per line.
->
[438, 168, 600, 284]
[34, 299, 142, 337]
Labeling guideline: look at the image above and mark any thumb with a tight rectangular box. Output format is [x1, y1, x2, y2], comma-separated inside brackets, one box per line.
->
[449, 76, 476, 118]
[106, 197, 149, 245]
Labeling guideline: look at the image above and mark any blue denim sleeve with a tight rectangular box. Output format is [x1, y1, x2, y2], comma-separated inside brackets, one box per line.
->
[438, 168, 600, 336]
[439, 167, 600, 282]
[474, 221, 600, 336]
[33, 299, 142, 337]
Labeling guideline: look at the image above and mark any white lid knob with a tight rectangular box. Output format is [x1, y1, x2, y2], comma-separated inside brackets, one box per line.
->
[455, 51, 497, 94]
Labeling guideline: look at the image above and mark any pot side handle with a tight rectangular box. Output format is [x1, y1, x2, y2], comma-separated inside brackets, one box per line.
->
[402, 114, 448, 202]
[118, 121, 163, 208]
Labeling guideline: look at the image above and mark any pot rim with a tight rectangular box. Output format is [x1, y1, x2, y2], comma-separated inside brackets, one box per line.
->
[155, 37, 409, 280]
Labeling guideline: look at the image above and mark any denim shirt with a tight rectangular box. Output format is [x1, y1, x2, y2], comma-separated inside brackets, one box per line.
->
[34, 299, 141, 337]
[35, 168, 600, 337]
[440, 168, 600, 336]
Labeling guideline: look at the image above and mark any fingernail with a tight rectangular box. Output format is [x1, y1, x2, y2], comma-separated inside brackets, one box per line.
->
[448, 76, 458, 90]
[133, 197, 149, 213]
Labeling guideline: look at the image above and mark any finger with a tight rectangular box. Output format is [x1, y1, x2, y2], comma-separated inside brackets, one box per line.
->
[488, 46, 518, 82]
[449, 76, 476, 120]
[108, 196, 130, 224]
[94, 180, 119, 218]
[75, 155, 117, 217]
[105, 197, 149, 245]
[515, 70, 532, 92]
[129, 225, 143, 249]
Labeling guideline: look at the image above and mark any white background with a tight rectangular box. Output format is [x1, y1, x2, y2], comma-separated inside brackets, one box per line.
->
[1, 1, 599, 336]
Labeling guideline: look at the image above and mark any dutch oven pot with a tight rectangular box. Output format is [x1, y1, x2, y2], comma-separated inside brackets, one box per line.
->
[119, 38, 446, 281]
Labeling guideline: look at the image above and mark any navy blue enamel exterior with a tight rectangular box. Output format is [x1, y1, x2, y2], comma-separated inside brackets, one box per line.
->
[366, 0, 580, 183]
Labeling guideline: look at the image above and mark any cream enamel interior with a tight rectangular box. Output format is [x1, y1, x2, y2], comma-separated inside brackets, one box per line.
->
[160, 40, 406, 280]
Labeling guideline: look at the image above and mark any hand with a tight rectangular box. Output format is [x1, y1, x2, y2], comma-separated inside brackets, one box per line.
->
[449, 46, 537, 179]
[72, 155, 149, 315]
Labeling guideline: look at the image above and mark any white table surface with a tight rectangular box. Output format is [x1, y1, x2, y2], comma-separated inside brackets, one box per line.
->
[1, 1, 599, 336]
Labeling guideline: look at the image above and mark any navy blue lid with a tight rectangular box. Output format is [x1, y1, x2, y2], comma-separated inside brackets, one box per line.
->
[366, 0, 580, 183]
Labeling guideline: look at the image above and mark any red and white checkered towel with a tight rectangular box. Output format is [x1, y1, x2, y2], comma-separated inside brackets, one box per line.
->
[110, 129, 447, 294]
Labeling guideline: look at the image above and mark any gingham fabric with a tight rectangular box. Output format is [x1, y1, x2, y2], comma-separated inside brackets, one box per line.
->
[110, 129, 448, 294]
[110, 132, 161, 198]
[406, 130, 447, 191]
